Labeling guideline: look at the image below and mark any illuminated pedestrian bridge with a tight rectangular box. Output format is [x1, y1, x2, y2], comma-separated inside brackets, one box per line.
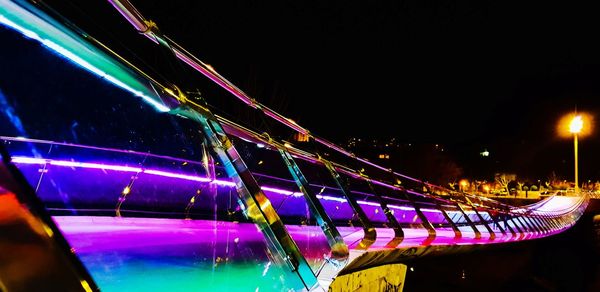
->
[0, 1, 590, 291]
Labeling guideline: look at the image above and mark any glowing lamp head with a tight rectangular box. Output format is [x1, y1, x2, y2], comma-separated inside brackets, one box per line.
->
[557, 112, 593, 138]
[569, 115, 583, 134]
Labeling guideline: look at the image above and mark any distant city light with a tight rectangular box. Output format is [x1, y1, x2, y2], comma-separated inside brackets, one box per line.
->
[378, 154, 390, 159]
[480, 149, 489, 157]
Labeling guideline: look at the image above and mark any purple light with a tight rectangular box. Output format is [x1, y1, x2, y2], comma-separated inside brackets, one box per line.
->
[420, 208, 443, 213]
[260, 186, 305, 197]
[356, 200, 380, 207]
[9, 156, 361, 202]
[10, 157, 47, 164]
[144, 169, 211, 182]
[213, 180, 236, 187]
[388, 204, 419, 212]
[9, 155, 583, 243]
[10, 156, 314, 197]
[316, 194, 347, 203]
[260, 186, 293, 195]
[50, 160, 142, 172]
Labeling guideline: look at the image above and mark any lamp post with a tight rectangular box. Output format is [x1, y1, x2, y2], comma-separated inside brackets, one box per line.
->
[459, 179, 469, 193]
[569, 115, 583, 194]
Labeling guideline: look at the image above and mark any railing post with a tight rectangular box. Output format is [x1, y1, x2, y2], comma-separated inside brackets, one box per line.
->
[322, 159, 376, 249]
[455, 202, 482, 239]
[402, 190, 437, 245]
[279, 149, 349, 261]
[362, 177, 404, 248]
[172, 105, 318, 290]
[462, 195, 496, 240]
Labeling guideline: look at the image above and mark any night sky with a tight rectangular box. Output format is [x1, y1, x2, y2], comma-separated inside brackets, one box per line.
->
[116, 1, 600, 141]
[38, 1, 600, 179]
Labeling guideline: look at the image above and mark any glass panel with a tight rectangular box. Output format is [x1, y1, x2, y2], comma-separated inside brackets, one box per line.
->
[458, 205, 488, 237]
[345, 178, 388, 226]
[230, 137, 331, 273]
[393, 206, 424, 226]
[344, 177, 397, 248]
[447, 208, 477, 237]
[478, 211, 503, 233]
[0, 24, 306, 291]
[377, 188, 430, 245]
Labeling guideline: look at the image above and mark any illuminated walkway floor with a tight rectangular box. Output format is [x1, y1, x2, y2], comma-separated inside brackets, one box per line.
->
[54, 216, 541, 291]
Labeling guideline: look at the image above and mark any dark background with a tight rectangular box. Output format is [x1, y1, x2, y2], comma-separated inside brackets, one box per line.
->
[27, 0, 600, 180]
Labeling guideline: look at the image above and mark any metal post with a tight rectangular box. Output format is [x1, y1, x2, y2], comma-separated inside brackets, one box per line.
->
[172, 105, 317, 290]
[279, 149, 349, 261]
[574, 133, 579, 193]
[322, 160, 376, 249]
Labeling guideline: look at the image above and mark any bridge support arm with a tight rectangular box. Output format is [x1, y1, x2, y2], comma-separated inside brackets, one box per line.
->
[363, 178, 404, 248]
[322, 160, 376, 249]
[172, 105, 317, 290]
[402, 191, 437, 245]
[455, 202, 482, 240]
[279, 149, 349, 261]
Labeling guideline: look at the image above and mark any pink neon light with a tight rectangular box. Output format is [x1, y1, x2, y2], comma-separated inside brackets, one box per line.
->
[263, 109, 308, 134]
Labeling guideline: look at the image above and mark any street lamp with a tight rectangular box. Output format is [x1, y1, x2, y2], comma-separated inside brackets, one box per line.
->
[459, 179, 469, 192]
[569, 115, 583, 193]
[559, 112, 592, 194]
